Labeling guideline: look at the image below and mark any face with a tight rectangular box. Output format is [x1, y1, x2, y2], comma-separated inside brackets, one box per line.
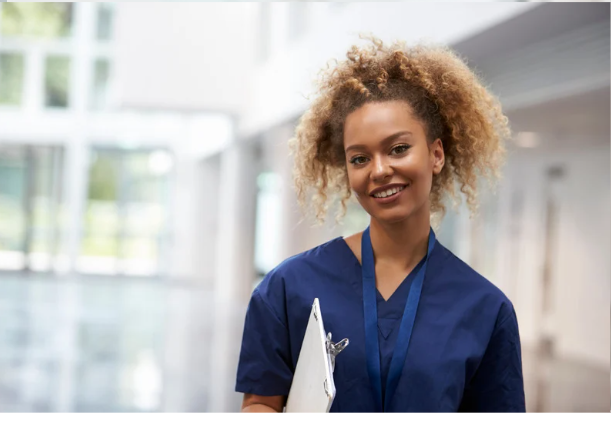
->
[343, 100, 444, 225]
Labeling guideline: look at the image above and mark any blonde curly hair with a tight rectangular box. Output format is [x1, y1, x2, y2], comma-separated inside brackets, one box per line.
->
[289, 37, 510, 224]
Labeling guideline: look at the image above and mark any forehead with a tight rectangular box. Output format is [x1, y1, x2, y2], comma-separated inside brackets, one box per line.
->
[343, 100, 426, 144]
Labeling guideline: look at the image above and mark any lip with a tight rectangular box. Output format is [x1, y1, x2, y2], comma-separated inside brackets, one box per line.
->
[369, 183, 408, 204]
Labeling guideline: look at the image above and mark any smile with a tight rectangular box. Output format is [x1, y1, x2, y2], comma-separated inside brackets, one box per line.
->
[371, 185, 407, 199]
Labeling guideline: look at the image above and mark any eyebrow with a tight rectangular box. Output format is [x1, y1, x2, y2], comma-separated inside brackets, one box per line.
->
[344, 131, 413, 153]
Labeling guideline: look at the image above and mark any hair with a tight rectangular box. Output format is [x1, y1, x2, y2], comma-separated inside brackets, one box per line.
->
[288, 37, 511, 224]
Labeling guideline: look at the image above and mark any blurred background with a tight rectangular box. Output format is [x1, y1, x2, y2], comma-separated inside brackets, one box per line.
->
[0, 1, 609, 413]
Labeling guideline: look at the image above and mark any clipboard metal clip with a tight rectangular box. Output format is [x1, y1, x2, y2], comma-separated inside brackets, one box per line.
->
[326, 332, 349, 372]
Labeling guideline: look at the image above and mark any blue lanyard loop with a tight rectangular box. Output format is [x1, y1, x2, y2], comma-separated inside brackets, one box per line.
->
[361, 226, 436, 412]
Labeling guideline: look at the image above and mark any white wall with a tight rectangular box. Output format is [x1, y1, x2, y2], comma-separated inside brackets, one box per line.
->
[169, 153, 220, 284]
[500, 140, 610, 368]
[239, 1, 537, 137]
[551, 143, 610, 367]
[259, 123, 341, 265]
[209, 142, 259, 412]
[114, 2, 259, 115]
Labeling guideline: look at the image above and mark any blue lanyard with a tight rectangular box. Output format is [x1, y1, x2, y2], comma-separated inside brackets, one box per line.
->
[361, 226, 436, 412]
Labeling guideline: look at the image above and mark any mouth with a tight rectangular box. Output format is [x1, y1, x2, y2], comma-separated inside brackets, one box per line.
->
[370, 184, 408, 200]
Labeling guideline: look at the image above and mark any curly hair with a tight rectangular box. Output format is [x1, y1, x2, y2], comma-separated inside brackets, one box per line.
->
[288, 37, 510, 224]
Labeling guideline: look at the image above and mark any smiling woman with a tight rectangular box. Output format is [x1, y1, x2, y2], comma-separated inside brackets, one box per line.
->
[291, 38, 509, 225]
[236, 37, 524, 413]
[343, 101, 445, 226]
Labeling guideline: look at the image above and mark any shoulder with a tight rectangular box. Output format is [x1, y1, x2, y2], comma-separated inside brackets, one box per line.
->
[432, 241, 516, 322]
[255, 236, 347, 303]
[271, 236, 348, 283]
[343, 231, 363, 264]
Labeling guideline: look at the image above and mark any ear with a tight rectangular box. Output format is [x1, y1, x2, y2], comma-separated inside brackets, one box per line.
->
[430, 138, 445, 175]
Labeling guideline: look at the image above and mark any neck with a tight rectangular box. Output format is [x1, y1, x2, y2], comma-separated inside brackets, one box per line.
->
[368, 205, 431, 270]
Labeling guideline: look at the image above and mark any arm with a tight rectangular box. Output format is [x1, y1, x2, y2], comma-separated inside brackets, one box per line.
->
[241, 393, 286, 412]
[459, 306, 526, 412]
[235, 283, 294, 408]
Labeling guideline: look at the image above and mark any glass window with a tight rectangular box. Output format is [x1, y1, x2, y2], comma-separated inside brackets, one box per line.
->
[0, 146, 27, 256]
[1, 3, 72, 39]
[0, 53, 24, 106]
[81, 149, 172, 275]
[96, 3, 114, 41]
[29, 147, 64, 265]
[45, 56, 70, 108]
[82, 151, 120, 260]
[254, 172, 283, 276]
[0, 145, 64, 272]
[91, 58, 110, 110]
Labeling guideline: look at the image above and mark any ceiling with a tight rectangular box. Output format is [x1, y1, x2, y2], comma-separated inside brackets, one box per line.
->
[506, 86, 610, 137]
[454, 2, 610, 65]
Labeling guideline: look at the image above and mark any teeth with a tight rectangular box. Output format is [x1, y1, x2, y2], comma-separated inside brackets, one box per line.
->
[374, 186, 405, 198]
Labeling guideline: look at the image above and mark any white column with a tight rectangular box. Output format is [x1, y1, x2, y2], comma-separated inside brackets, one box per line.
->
[162, 145, 222, 411]
[160, 288, 194, 412]
[72, 2, 95, 114]
[56, 2, 95, 274]
[273, 125, 303, 260]
[55, 139, 88, 275]
[168, 156, 200, 279]
[169, 153, 221, 283]
[269, 123, 338, 261]
[208, 141, 258, 412]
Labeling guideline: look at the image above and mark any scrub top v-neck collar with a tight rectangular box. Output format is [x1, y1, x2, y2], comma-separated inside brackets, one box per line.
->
[337, 234, 431, 410]
[337, 236, 426, 303]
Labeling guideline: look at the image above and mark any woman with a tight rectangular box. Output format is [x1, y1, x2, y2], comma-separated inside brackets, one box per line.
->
[235, 39, 525, 412]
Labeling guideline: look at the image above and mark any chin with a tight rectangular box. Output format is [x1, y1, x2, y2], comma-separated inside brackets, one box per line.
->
[365, 198, 429, 225]
[369, 207, 416, 225]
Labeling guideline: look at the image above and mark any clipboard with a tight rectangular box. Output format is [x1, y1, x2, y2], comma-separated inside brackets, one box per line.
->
[285, 298, 349, 413]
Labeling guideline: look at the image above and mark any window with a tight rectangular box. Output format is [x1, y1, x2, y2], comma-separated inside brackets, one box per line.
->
[1, 3, 73, 39]
[253, 171, 283, 276]
[0, 146, 27, 260]
[0, 145, 65, 272]
[96, 3, 114, 41]
[45, 56, 70, 108]
[0, 53, 24, 106]
[91, 59, 110, 110]
[81, 148, 173, 276]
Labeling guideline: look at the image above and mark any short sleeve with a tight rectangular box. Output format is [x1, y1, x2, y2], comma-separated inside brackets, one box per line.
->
[459, 305, 526, 412]
[235, 283, 294, 397]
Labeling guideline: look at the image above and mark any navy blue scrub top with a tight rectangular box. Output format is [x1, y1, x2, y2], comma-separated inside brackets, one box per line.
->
[235, 236, 526, 412]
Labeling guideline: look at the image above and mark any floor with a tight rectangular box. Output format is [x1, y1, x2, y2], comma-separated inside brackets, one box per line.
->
[0, 272, 608, 412]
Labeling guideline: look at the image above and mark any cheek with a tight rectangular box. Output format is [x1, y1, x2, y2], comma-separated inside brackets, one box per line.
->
[396, 155, 429, 179]
[395, 156, 435, 196]
[346, 168, 366, 193]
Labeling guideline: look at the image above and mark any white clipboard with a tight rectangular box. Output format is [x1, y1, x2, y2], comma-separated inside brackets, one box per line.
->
[285, 298, 348, 413]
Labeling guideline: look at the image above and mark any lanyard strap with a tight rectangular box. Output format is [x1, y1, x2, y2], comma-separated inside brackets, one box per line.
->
[361, 226, 436, 411]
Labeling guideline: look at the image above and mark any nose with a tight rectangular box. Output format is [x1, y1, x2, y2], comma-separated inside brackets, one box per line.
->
[370, 155, 393, 182]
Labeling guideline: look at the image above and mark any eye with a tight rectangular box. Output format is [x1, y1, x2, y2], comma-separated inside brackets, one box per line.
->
[349, 155, 368, 165]
[390, 144, 411, 155]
